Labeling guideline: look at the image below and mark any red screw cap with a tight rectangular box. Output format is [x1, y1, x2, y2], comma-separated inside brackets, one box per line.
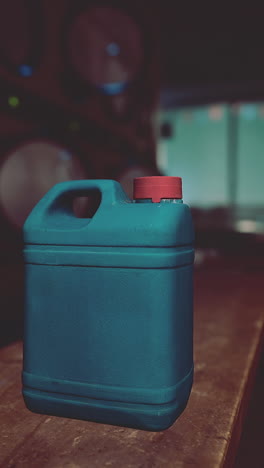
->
[133, 176, 182, 203]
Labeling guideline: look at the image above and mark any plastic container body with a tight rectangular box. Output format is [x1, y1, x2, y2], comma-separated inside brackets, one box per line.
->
[22, 179, 194, 431]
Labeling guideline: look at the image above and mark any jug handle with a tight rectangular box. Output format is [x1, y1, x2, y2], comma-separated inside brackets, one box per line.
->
[24, 179, 130, 229]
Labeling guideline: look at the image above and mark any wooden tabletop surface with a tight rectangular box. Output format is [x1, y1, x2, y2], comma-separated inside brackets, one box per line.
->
[0, 267, 263, 468]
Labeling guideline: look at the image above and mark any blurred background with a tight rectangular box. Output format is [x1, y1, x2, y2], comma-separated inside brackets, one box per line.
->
[0, 1, 263, 347]
[0, 3, 263, 465]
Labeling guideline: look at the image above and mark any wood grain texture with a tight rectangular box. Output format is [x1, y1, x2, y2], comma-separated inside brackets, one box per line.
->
[0, 267, 263, 468]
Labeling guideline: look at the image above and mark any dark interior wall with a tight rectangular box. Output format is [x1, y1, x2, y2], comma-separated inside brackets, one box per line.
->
[159, 3, 264, 87]
[0, 0, 160, 184]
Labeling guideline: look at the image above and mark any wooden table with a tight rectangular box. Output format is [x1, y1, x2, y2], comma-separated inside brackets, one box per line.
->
[1, 267, 263, 468]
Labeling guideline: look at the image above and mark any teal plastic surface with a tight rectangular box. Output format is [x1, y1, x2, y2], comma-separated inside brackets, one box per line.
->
[23, 179, 194, 431]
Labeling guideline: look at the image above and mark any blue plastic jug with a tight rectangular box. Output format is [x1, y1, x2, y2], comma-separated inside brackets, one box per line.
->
[22, 177, 194, 431]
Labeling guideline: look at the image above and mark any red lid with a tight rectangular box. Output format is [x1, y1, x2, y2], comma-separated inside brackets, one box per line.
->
[133, 176, 182, 203]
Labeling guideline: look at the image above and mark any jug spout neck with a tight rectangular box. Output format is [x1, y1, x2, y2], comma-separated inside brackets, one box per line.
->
[134, 198, 183, 204]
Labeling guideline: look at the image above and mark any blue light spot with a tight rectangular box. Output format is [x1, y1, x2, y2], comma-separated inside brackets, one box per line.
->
[106, 43, 120, 57]
[98, 82, 128, 96]
[18, 64, 33, 77]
